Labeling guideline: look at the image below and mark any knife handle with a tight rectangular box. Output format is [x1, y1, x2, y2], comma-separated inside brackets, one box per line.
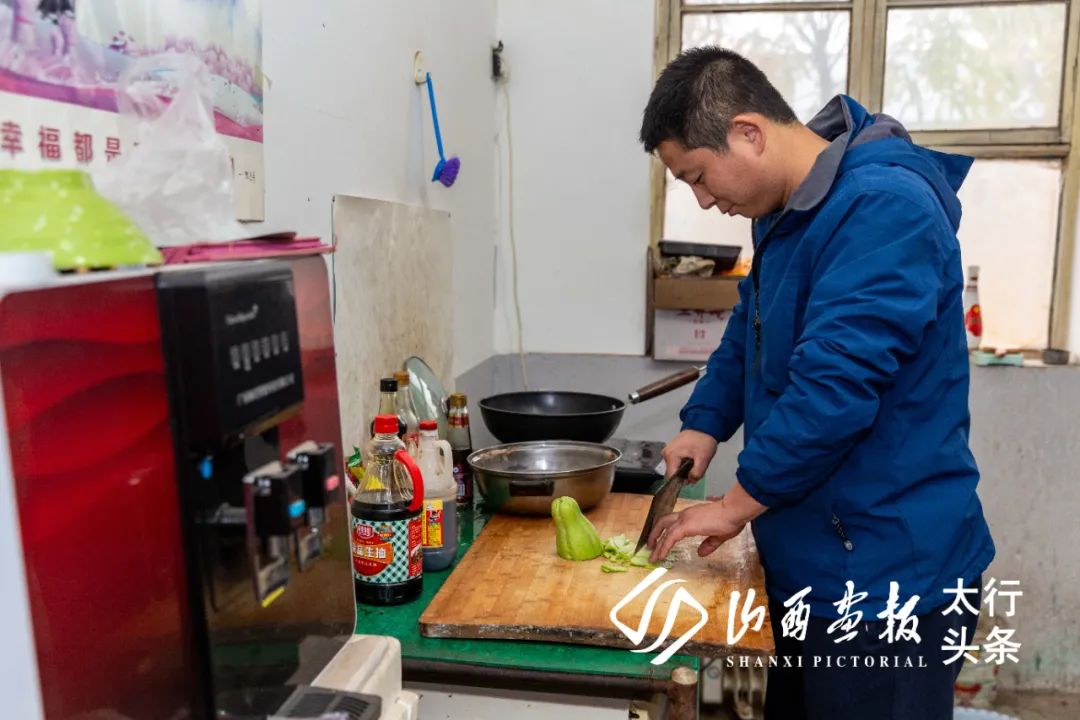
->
[648, 457, 697, 494]
[672, 457, 695, 481]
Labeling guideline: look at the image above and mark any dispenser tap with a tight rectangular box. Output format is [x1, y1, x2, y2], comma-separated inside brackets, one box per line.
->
[287, 441, 338, 570]
[242, 461, 306, 606]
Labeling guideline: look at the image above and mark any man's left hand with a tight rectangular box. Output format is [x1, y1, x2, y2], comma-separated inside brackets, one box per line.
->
[646, 502, 744, 563]
[646, 481, 769, 563]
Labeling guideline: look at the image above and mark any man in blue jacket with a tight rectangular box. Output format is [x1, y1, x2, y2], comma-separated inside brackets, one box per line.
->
[640, 47, 994, 719]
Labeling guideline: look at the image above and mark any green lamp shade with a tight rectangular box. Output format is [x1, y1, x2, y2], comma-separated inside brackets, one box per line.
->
[0, 170, 163, 271]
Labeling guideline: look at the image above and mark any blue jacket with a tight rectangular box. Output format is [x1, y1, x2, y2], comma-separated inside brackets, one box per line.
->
[681, 96, 994, 617]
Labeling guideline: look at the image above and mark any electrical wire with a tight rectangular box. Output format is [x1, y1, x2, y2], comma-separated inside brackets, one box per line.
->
[501, 82, 529, 390]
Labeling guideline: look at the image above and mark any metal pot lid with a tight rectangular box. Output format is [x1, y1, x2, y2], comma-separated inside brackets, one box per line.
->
[468, 441, 621, 477]
[405, 356, 449, 431]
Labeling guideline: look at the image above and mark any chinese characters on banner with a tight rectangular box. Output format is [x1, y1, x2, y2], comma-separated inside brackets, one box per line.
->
[0, 121, 120, 166]
[0, 0, 264, 219]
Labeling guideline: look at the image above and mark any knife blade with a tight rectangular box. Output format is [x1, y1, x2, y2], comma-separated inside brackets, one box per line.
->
[634, 457, 694, 555]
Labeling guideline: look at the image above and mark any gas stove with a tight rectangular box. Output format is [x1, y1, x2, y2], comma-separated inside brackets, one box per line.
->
[606, 438, 665, 494]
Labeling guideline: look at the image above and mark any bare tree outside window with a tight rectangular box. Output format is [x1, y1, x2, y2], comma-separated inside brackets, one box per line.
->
[884, 4, 1068, 131]
[683, 12, 850, 122]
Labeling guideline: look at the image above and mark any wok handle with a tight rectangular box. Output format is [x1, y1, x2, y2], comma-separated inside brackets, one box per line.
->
[628, 366, 705, 405]
[509, 479, 555, 497]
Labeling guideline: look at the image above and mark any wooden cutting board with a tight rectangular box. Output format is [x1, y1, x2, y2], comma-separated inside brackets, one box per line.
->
[419, 493, 773, 657]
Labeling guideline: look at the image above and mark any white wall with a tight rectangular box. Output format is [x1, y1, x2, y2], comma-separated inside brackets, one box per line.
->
[493, 0, 655, 357]
[254, 0, 498, 376]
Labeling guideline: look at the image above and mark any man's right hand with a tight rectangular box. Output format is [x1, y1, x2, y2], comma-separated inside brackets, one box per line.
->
[662, 429, 718, 483]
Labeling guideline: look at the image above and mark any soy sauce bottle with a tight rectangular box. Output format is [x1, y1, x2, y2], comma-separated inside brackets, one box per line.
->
[351, 414, 425, 605]
[447, 393, 474, 504]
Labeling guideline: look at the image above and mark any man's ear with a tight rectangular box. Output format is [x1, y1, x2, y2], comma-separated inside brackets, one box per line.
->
[729, 114, 766, 156]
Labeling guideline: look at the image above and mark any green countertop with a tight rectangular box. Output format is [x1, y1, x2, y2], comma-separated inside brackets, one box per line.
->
[354, 482, 708, 681]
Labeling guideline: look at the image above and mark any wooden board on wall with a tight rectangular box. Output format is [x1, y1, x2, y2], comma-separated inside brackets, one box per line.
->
[331, 195, 453, 452]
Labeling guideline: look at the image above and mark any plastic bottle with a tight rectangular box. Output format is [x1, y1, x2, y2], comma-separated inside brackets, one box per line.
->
[351, 414, 425, 606]
[447, 393, 474, 504]
[963, 265, 982, 351]
[417, 419, 457, 572]
[370, 377, 406, 439]
[394, 370, 421, 457]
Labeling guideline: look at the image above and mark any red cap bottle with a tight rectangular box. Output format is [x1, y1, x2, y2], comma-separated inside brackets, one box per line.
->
[373, 414, 399, 435]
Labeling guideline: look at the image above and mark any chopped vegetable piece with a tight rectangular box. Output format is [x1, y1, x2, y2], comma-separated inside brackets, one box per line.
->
[596, 533, 675, 571]
[601, 563, 629, 573]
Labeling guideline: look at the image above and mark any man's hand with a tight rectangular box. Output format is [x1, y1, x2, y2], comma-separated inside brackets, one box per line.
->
[662, 429, 718, 483]
[646, 482, 768, 563]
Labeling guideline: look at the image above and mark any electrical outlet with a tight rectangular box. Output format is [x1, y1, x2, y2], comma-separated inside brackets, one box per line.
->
[491, 41, 506, 81]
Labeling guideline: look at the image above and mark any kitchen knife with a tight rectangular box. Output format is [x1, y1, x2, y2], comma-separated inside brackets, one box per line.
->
[634, 457, 694, 555]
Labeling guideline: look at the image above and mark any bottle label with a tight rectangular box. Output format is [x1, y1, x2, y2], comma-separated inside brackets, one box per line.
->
[453, 462, 472, 501]
[422, 499, 444, 548]
[451, 444, 473, 502]
[352, 514, 422, 584]
[965, 304, 982, 338]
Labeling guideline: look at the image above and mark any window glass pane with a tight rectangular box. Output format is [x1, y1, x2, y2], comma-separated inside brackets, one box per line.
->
[957, 159, 1060, 349]
[883, 4, 1066, 131]
[682, 12, 850, 123]
[664, 169, 754, 254]
[663, 159, 1060, 349]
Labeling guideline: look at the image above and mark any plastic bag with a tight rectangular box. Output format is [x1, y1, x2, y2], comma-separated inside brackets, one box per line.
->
[95, 53, 250, 247]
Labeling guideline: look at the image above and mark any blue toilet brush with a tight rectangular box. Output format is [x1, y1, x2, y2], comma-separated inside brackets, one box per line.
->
[425, 72, 460, 187]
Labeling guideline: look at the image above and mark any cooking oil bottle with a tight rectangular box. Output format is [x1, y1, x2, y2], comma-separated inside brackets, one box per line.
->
[418, 419, 457, 572]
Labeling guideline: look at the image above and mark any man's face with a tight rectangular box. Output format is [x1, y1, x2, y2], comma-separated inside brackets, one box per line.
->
[658, 126, 780, 219]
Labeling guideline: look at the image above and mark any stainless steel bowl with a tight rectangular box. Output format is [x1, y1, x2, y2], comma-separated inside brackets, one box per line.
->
[467, 441, 621, 515]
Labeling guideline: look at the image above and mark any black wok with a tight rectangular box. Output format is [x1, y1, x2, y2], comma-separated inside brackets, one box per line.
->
[479, 391, 625, 444]
[478, 366, 709, 444]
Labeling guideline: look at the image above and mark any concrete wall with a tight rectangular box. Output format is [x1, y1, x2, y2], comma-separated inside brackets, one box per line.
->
[458, 353, 1080, 692]
[254, 0, 498, 376]
[968, 367, 1080, 692]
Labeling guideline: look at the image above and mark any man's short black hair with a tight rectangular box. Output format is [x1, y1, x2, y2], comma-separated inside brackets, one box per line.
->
[640, 47, 798, 153]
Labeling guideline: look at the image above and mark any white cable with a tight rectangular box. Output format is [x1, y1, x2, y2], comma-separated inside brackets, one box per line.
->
[502, 82, 529, 390]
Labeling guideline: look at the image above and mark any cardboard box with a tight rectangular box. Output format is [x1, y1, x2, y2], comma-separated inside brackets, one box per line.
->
[653, 309, 731, 362]
[644, 246, 744, 357]
[648, 244, 743, 311]
[653, 276, 741, 311]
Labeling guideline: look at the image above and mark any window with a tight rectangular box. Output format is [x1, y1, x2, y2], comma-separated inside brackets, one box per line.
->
[654, 0, 1080, 350]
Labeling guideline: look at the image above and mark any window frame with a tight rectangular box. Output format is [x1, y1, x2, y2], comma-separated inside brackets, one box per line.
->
[652, 0, 1080, 349]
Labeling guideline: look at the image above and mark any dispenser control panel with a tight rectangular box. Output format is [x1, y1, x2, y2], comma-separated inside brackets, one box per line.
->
[157, 262, 305, 450]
